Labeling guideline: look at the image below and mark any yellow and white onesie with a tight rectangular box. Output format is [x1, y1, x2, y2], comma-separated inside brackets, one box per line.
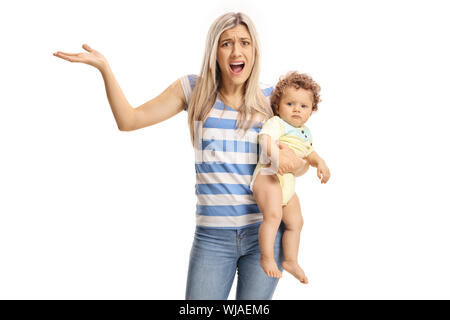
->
[250, 116, 314, 206]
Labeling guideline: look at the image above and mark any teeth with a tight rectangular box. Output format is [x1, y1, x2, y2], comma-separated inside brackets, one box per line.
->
[230, 62, 244, 65]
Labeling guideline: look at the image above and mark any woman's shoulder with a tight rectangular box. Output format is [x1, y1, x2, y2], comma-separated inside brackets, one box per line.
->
[259, 82, 274, 97]
[180, 74, 198, 90]
[179, 74, 199, 108]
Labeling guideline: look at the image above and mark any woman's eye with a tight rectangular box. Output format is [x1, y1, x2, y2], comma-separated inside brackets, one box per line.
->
[221, 42, 230, 47]
[242, 41, 250, 46]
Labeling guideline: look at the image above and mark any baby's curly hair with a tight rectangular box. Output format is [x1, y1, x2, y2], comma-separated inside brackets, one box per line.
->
[270, 71, 321, 115]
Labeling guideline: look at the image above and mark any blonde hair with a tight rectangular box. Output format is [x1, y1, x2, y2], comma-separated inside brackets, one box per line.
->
[187, 12, 272, 144]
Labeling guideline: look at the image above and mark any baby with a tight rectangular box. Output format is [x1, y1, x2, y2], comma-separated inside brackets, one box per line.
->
[250, 71, 330, 283]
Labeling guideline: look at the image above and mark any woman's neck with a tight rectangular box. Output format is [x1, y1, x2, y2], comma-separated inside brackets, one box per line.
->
[218, 81, 245, 110]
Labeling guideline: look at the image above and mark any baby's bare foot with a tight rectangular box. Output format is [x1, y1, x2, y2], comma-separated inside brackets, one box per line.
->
[282, 261, 308, 284]
[260, 256, 282, 278]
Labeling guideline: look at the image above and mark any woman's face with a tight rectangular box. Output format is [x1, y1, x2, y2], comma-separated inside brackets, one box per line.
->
[217, 24, 254, 87]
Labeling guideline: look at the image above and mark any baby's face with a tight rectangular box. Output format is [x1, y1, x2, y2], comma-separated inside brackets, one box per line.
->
[276, 87, 314, 127]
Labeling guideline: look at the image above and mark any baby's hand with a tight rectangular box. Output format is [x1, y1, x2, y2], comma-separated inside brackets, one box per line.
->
[317, 161, 330, 184]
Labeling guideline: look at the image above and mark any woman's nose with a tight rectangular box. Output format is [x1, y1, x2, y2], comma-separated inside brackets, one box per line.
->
[231, 44, 242, 58]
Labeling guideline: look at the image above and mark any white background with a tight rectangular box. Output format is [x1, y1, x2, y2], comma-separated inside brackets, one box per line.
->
[1, 0, 450, 299]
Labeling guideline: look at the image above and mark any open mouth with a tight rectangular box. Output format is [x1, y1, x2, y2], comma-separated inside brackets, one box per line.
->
[229, 62, 245, 75]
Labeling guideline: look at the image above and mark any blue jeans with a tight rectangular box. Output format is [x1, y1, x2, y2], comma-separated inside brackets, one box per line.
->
[185, 223, 284, 300]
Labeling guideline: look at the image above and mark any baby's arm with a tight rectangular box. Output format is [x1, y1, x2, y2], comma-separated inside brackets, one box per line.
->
[305, 151, 330, 184]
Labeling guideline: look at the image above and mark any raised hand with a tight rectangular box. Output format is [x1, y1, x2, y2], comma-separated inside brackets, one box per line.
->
[53, 44, 108, 71]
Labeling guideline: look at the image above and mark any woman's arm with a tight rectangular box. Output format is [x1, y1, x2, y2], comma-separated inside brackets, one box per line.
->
[101, 64, 186, 131]
[258, 134, 280, 174]
[259, 134, 278, 161]
[277, 142, 308, 176]
[259, 139, 309, 176]
[54, 44, 186, 131]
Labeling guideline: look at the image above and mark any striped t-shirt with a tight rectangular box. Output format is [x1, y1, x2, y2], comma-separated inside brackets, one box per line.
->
[180, 74, 273, 229]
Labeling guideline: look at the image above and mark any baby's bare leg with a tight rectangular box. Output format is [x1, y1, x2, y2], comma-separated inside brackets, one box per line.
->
[253, 172, 283, 278]
[282, 193, 308, 284]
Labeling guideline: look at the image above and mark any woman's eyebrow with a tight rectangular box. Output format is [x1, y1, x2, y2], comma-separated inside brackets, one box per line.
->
[220, 37, 251, 43]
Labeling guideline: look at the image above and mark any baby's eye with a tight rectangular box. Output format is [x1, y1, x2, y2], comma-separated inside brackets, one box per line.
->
[287, 102, 293, 106]
[301, 104, 307, 108]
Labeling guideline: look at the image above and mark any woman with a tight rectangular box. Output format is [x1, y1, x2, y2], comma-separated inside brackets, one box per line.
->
[54, 12, 308, 300]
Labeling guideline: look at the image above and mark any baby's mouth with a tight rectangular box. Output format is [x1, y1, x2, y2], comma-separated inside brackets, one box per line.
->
[229, 62, 245, 74]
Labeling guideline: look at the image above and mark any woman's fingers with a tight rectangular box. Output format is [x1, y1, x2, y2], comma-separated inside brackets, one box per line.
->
[54, 44, 107, 70]
[82, 44, 94, 52]
[54, 51, 80, 56]
[53, 52, 83, 63]
[54, 44, 93, 56]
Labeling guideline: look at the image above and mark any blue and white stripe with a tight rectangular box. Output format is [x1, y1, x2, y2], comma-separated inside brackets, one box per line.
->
[181, 74, 273, 229]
